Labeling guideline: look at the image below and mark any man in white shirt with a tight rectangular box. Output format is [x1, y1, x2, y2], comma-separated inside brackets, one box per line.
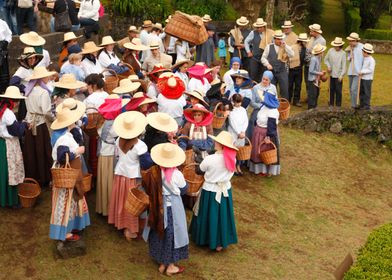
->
[261, 30, 294, 99]
[140, 20, 153, 62]
[346, 32, 364, 108]
[359, 43, 376, 110]
[0, 19, 12, 93]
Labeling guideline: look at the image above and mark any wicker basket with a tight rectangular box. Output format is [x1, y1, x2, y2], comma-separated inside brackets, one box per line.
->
[18, 178, 41, 208]
[183, 163, 204, 196]
[51, 154, 80, 189]
[102, 69, 119, 94]
[117, 62, 135, 81]
[212, 102, 227, 129]
[278, 98, 290, 120]
[125, 188, 150, 216]
[83, 108, 104, 137]
[164, 11, 208, 45]
[259, 141, 278, 165]
[177, 136, 194, 165]
[81, 174, 92, 193]
[236, 136, 252, 161]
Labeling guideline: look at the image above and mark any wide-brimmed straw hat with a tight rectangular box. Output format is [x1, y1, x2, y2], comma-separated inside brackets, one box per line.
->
[157, 74, 185, 99]
[148, 64, 170, 76]
[112, 79, 141, 94]
[27, 66, 56, 81]
[149, 41, 160, 50]
[362, 43, 374, 54]
[281, 20, 294, 28]
[253, 18, 267, 28]
[51, 98, 86, 130]
[236, 16, 249, 26]
[20, 31, 46, 46]
[0, 86, 26, 99]
[346, 32, 361, 41]
[297, 33, 310, 42]
[147, 112, 178, 133]
[208, 131, 238, 151]
[106, 93, 131, 106]
[331, 37, 345, 47]
[133, 92, 156, 106]
[153, 23, 163, 31]
[54, 74, 86, 89]
[151, 143, 185, 168]
[100, 36, 116, 47]
[81, 41, 103, 55]
[142, 20, 153, 28]
[231, 69, 250, 80]
[128, 25, 140, 33]
[113, 111, 147, 139]
[171, 59, 194, 70]
[202, 14, 212, 23]
[309, 23, 323, 34]
[63, 32, 82, 43]
[273, 30, 285, 39]
[184, 89, 208, 106]
[124, 38, 149, 51]
[312, 43, 327, 55]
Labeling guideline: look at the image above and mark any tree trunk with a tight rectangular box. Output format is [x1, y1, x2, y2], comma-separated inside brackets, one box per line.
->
[265, 0, 275, 28]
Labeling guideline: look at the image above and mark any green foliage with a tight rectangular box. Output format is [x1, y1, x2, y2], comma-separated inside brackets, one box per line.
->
[363, 29, 392, 41]
[307, 0, 323, 24]
[344, 223, 392, 279]
[376, 14, 392, 29]
[343, 4, 361, 33]
[359, 0, 390, 30]
[171, 0, 227, 20]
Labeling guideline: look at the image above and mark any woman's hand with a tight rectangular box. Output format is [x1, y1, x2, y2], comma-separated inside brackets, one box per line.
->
[77, 146, 85, 155]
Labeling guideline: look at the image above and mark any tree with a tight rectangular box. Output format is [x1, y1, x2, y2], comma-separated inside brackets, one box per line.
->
[359, 0, 391, 29]
[265, 0, 275, 28]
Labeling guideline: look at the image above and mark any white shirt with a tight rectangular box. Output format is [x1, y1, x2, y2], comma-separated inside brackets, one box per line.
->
[0, 19, 12, 43]
[228, 87, 252, 104]
[176, 41, 190, 62]
[228, 106, 248, 146]
[0, 108, 16, 138]
[140, 30, 151, 62]
[261, 43, 295, 67]
[115, 138, 148, 178]
[98, 50, 121, 68]
[146, 83, 159, 99]
[161, 169, 186, 206]
[52, 132, 79, 162]
[13, 67, 33, 87]
[157, 94, 186, 119]
[98, 121, 117, 156]
[78, 0, 100, 21]
[256, 106, 279, 128]
[25, 86, 52, 126]
[84, 90, 109, 112]
[200, 153, 234, 185]
[360, 56, 376, 80]
[223, 68, 238, 90]
[36, 49, 51, 68]
[188, 78, 211, 96]
[81, 58, 104, 77]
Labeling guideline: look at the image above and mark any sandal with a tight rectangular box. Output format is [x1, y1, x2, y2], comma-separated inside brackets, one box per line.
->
[65, 234, 80, 242]
[166, 266, 185, 276]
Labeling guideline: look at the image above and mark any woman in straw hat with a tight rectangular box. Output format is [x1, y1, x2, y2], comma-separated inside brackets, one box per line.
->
[108, 111, 153, 240]
[58, 32, 82, 69]
[172, 59, 194, 92]
[52, 73, 87, 110]
[227, 70, 254, 109]
[189, 131, 238, 251]
[143, 112, 178, 152]
[143, 143, 188, 276]
[187, 63, 212, 95]
[81, 41, 104, 77]
[123, 38, 149, 79]
[50, 98, 90, 241]
[19, 31, 51, 68]
[0, 86, 28, 208]
[112, 78, 140, 99]
[307, 43, 327, 109]
[98, 36, 130, 75]
[184, 89, 209, 109]
[23, 66, 57, 188]
[124, 92, 156, 115]
[248, 91, 280, 177]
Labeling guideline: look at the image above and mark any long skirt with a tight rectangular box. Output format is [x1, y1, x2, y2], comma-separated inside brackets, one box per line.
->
[0, 138, 19, 207]
[248, 126, 281, 176]
[108, 175, 145, 234]
[190, 189, 237, 250]
[88, 135, 98, 177]
[96, 155, 114, 216]
[149, 207, 189, 266]
[22, 123, 52, 187]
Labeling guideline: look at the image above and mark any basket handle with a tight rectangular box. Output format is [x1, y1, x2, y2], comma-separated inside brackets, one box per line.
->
[175, 11, 203, 26]
[101, 68, 118, 78]
[213, 102, 223, 115]
[86, 107, 99, 113]
[258, 138, 276, 154]
[245, 136, 252, 148]
[177, 135, 190, 141]
[65, 153, 72, 169]
[23, 177, 40, 186]
[121, 62, 134, 73]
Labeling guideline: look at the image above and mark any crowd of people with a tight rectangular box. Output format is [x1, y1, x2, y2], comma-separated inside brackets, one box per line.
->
[0, 6, 378, 276]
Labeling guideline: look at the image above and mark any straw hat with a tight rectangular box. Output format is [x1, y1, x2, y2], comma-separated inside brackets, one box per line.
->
[312, 43, 327, 55]
[113, 111, 147, 139]
[331, 37, 345, 47]
[165, 15, 172, 23]
[112, 79, 141, 94]
[208, 131, 238, 151]
[19, 46, 43, 59]
[106, 93, 131, 106]
[153, 23, 163, 31]
[362, 43, 374, 54]
[171, 59, 194, 70]
[51, 98, 86, 130]
[151, 143, 185, 168]
[273, 30, 285, 39]
[27, 66, 56, 81]
[309, 23, 323, 34]
[346, 32, 361, 41]
[133, 91, 155, 106]
[231, 69, 250, 80]
[297, 33, 310, 42]
[149, 41, 160, 50]
[63, 32, 82, 43]
[142, 20, 153, 28]
[53, 74, 86, 89]
[184, 103, 210, 116]
[148, 64, 170, 76]
[81, 41, 103, 55]
[124, 38, 149, 51]
[0, 86, 26, 99]
[202, 14, 212, 23]
[184, 89, 208, 106]
[253, 18, 267, 28]
[100, 36, 116, 47]
[147, 112, 178, 133]
[282, 20, 294, 28]
[128, 25, 139, 33]
[236, 16, 249, 26]
[20, 31, 45, 46]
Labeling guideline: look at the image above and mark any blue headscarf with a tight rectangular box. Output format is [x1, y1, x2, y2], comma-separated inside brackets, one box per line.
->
[51, 128, 68, 147]
[230, 57, 242, 68]
[262, 91, 279, 109]
[262, 70, 274, 82]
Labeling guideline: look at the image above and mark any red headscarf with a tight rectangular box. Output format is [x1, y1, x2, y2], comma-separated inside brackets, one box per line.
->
[223, 146, 236, 172]
[0, 99, 15, 119]
[183, 104, 213, 126]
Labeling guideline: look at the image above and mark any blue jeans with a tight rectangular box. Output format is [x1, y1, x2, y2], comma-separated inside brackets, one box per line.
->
[16, 7, 35, 35]
[0, 6, 17, 34]
[79, 17, 99, 39]
[49, 16, 80, 32]
[348, 75, 359, 108]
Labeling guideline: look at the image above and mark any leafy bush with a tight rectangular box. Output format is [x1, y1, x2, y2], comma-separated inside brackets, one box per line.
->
[343, 4, 361, 33]
[363, 29, 392, 41]
[344, 223, 392, 279]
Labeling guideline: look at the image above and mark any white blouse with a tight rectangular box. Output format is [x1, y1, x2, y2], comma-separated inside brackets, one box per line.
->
[98, 121, 117, 156]
[161, 169, 186, 206]
[81, 58, 104, 77]
[115, 138, 147, 179]
[84, 90, 109, 112]
[188, 78, 211, 96]
[98, 51, 121, 69]
[228, 106, 248, 146]
[0, 108, 16, 138]
[52, 132, 79, 162]
[25, 86, 52, 126]
[157, 94, 186, 119]
[36, 49, 51, 68]
[223, 68, 237, 90]
[256, 106, 279, 128]
[13, 67, 33, 87]
[200, 153, 234, 183]
[146, 83, 159, 100]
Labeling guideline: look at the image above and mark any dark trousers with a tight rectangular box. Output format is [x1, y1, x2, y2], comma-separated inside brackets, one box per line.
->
[242, 57, 250, 73]
[79, 18, 100, 39]
[272, 71, 289, 100]
[248, 56, 264, 83]
[304, 66, 309, 97]
[359, 79, 372, 110]
[329, 78, 343, 107]
[16, 7, 35, 35]
[168, 53, 177, 64]
[288, 67, 302, 104]
[307, 81, 319, 109]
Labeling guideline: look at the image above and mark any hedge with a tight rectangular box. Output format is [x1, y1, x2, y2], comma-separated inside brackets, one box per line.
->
[343, 4, 361, 34]
[363, 29, 392, 41]
[344, 223, 392, 279]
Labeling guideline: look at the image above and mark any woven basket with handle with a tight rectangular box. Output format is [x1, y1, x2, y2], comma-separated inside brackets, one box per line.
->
[236, 136, 252, 161]
[117, 62, 135, 81]
[259, 140, 278, 165]
[102, 69, 119, 94]
[125, 188, 150, 216]
[278, 98, 290, 120]
[83, 107, 104, 137]
[177, 136, 194, 165]
[18, 178, 41, 208]
[51, 154, 80, 189]
[212, 102, 227, 129]
[183, 163, 204, 196]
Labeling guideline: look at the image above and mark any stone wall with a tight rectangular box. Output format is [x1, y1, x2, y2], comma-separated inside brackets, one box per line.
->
[362, 39, 392, 55]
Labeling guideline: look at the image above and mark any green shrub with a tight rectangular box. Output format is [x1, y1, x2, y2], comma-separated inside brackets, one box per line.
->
[112, 0, 172, 22]
[344, 223, 392, 279]
[363, 29, 392, 41]
[343, 4, 361, 33]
